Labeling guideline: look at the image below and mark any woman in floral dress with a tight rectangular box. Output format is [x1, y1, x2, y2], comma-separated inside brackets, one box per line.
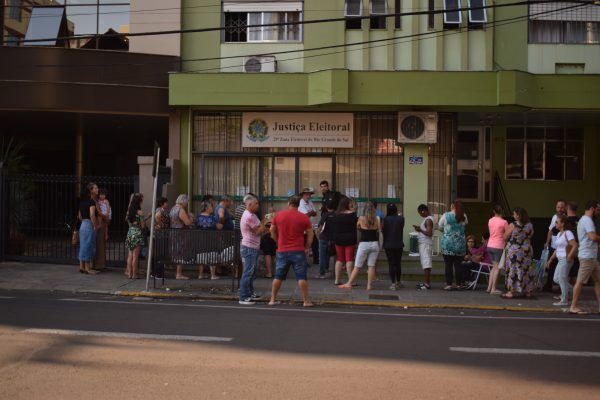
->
[502, 207, 535, 298]
[125, 193, 145, 279]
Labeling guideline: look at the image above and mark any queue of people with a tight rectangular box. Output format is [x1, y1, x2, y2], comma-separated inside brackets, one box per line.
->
[75, 180, 600, 314]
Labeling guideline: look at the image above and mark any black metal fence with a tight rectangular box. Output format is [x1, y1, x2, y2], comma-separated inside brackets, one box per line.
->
[0, 169, 135, 265]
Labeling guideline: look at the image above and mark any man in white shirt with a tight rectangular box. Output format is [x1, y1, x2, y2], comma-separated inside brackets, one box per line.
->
[298, 187, 317, 218]
[298, 187, 318, 265]
[569, 200, 600, 315]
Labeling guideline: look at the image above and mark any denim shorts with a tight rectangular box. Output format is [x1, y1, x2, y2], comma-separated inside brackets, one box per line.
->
[487, 247, 504, 263]
[275, 251, 308, 281]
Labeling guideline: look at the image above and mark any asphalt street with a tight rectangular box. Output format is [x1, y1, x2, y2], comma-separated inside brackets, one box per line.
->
[1, 289, 600, 399]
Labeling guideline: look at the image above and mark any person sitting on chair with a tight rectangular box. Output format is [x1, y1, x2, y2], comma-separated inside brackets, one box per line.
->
[461, 233, 490, 288]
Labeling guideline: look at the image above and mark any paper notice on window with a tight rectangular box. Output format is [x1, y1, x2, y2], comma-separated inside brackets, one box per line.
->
[236, 186, 250, 197]
[345, 187, 360, 198]
[387, 185, 396, 198]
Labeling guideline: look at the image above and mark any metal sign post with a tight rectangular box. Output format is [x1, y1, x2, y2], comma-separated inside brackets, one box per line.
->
[144, 143, 160, 292]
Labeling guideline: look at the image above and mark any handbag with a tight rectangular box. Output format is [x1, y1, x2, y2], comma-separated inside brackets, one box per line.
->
[71, 230, 80, 245]
[498, 245, 507, 270]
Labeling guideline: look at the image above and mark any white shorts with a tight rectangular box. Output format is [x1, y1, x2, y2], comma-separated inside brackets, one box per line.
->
[355, 241, 379, 268]
[419, 242, 433, 270]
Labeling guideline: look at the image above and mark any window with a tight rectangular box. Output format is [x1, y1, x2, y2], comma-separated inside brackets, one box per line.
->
[394, 0, 401, 29]
[224, 11, 302, 42]
[9, 0, 22, 22]
[505, 127, 584, 181]
[369, 0, 387, 29]
[467, 0, 487, 24]
[345, 0, 363, 29]
[428, 0, 435, 30]
[345, 0, 363, 16]
[444, 0, 462, 25]
[528, 2, 600, 44]
[6, 34, 20, 46]
[529, 21, 599, 44]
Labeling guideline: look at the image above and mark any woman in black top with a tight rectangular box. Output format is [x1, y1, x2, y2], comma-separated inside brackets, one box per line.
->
[78, 182, 99, 274]
[323, 196, 358, 285]
[382, 203, 405, 290]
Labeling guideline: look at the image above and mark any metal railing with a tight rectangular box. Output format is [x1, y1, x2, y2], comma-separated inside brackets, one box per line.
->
[152, 228, 242, 288]
[493, 171, 511, 219]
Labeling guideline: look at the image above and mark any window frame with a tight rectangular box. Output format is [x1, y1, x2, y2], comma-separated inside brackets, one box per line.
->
[344, 0, 363, 17]
[504, 126, 585, 181]
[224, 10, 303, 43]
[467, 0, 487, 24]
[443, 0, 462, 25]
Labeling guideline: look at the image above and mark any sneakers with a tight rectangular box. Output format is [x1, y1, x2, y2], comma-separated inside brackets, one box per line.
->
[416, 283, 431, 290]
[314, 274, 326, 279]
[239, 298, 256, 305]
[553, 301, 569, 307]
[250, 293, 262, 300]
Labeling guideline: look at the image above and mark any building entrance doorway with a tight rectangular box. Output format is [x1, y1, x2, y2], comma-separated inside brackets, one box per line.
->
[455, 127, 491, 202]
[262, 155, 333, 213]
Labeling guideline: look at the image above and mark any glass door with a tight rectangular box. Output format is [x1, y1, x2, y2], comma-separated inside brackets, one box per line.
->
[261, 156, 334, 214]
[456, 128, 483, 201]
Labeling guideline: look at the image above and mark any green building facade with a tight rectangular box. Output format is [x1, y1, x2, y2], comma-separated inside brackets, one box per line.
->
[169, 0, 600, 244]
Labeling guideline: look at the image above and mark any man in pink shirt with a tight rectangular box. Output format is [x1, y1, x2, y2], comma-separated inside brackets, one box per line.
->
[239, 195, 267, 305]
[269, 195, 315, 307]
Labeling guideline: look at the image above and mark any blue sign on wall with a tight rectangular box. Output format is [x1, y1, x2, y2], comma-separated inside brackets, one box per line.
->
[409, 156, 424, 165]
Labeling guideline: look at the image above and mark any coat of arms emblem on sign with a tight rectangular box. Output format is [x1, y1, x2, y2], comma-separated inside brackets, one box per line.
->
[247, 119, 269, 142]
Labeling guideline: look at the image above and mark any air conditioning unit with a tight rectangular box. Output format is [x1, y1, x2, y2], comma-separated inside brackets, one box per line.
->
[397, 112, 438, 143]
[243, 55, 277, 73]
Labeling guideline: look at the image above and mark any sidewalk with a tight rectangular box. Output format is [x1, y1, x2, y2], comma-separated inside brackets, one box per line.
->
[1, 261, 598, 313]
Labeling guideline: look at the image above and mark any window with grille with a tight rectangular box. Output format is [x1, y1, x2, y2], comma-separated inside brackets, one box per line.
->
[223, 1, 302, 43]
[529, 2, 600, 44]
[224, 11, 301, 42]
[505, 127, 584, 181]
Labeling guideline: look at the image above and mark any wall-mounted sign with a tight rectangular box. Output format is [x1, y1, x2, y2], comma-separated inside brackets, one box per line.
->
[408, 156, 424, 165]
[242, 112, 353, 148]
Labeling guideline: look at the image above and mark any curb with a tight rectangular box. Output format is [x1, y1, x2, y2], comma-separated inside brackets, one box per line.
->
[114, 291, 561, 313]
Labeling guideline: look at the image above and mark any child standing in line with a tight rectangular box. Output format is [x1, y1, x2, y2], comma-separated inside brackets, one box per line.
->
[413, 204, 434, 290]
[260, 209, 277, 278]
[98, 189, 112, 241]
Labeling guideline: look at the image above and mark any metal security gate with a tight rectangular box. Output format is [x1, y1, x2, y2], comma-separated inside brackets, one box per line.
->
[0, 169, 135, 266]
[428, 113, 455, 216]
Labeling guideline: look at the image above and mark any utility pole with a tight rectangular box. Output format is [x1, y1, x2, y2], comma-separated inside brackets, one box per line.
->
[95, 0, 99, 49]
[1, 0, 6, 46]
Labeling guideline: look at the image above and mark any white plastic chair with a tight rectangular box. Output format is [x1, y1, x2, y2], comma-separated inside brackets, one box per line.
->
[467, 262, 492, 290]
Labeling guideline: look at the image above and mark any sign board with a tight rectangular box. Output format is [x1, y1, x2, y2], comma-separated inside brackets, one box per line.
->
[408, 156, 424, 165]
[242, 113, 353, 148]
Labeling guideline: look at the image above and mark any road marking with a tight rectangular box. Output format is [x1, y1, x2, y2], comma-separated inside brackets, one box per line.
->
[450, 347, 600, 358]
[0, 296, 15, 299]
[59, 298, 600, 323]
[24, 328, 233, 343]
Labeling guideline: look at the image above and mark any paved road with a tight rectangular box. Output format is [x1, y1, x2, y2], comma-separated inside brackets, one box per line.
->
[1, 290, 600, 399]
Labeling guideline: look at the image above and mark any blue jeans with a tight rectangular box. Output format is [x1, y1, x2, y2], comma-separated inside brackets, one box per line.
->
[275, 251, 308, 281]
[319, 239, 330, 275]
[240, 245, 260, 300]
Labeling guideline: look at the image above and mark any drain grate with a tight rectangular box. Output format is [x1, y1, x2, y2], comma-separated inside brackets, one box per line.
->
[368, 294, 399, 301]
